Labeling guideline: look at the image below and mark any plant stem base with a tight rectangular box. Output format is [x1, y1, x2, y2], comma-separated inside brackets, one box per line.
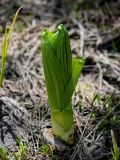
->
[51, 108, 75, 144]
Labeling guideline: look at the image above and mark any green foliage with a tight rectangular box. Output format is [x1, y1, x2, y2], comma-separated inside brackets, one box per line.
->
[0, 139, 26, 160]
[111, 130, 120, 160]
[91, 92, 101, 106]
[0, 7, 22, 87]
[41, 24, 85, 144]
[13, 140, 26, 160]
[39, 145, 53, 156]
[0, 147, 9, 160]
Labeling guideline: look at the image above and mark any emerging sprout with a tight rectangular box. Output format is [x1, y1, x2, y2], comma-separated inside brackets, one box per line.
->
[41, 24, 85, 144]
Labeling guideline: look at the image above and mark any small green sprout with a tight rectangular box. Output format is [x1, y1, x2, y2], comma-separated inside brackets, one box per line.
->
[39, 144, 53, 156]
[0, 7, 22, 87]
[111, 130, 120, 160]
[41, 24, 85, 144]
[0, 147, 9, 160]
[13, 140, 26, 160]
[91, 92, 101, 106]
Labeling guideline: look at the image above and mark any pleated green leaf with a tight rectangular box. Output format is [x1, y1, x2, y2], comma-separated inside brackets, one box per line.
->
[42, 29, 66, 110]
[61, 58, 85, 108]
[41, 24, 85, 144]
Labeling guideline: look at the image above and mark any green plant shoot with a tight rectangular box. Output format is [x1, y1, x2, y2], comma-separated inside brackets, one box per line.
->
[0, 147, 9, 160]
[0, 7, 22, 87]
[111, 130, 120, 160]
[41, 24, 85, 144]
